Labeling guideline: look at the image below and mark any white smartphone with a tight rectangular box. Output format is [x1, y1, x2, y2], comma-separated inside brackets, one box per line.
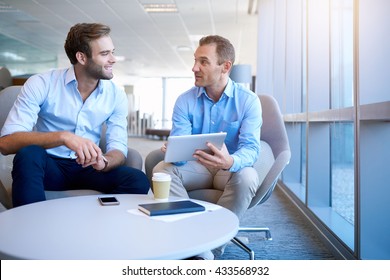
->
[98, 196, 120, 206]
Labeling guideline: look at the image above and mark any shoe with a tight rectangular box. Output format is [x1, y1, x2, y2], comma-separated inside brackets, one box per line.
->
[185, 256, 206, 260]
[212, 244, 226, 258]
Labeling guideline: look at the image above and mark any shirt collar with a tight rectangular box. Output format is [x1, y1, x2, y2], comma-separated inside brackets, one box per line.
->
[65, 65, 104, 94]
[65, 66, 77, 86]
[196, 78, 234, 99]
[224, 78, 234, 97]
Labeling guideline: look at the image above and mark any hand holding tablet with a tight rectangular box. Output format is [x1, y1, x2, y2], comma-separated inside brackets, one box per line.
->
[164, 132, 227, 163]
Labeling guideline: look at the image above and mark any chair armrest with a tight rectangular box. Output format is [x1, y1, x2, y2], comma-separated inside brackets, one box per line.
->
[249, 149, 291, 208]
[144, 149, 165, 183]
[125, 147, 143, 170]
[0, 154, 13, 209]
[0, 179, 11, 210]
[0, 201, 7, 212]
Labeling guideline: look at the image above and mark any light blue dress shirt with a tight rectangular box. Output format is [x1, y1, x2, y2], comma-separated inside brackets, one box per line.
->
[170, 78, 262, 172]
[1, 66, 129, 158]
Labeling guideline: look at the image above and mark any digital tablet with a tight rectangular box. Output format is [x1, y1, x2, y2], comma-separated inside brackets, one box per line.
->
[164, 132, 227, 163]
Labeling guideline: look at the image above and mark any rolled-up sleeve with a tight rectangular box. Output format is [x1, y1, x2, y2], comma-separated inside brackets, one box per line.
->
[1, 75, 48, 137]
[104, 87, 129, 157]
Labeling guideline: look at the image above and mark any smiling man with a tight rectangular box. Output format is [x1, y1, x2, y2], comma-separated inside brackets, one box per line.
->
[0, 23, 150, 207]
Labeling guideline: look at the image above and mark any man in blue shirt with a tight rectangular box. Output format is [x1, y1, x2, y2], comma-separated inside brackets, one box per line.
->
[0, 23, 150, 207]
[153, 35, 262, 259]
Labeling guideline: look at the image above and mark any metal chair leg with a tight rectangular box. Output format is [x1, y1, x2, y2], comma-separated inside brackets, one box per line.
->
[231, 237, 255, 260]
[238, 226, 272, 240]
[231, 227, 272, 260]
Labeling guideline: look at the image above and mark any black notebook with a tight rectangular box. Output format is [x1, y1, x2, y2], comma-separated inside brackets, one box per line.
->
[138, 200, 206, 216]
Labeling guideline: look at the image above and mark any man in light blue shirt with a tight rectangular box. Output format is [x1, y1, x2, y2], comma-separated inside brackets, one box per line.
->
[0, 23, 149, 207]
[153, 35, 262, 259]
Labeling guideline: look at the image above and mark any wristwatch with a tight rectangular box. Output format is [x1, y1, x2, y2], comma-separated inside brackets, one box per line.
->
[101, 155, 109, 171]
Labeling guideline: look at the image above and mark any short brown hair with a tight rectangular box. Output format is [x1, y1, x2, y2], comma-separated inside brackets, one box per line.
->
[199, 35, 235, 65]
[64, 23, 111, 65]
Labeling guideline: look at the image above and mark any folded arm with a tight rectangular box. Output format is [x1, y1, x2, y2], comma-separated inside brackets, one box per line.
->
[0, 131, 124, 171]
[0, 131, 69, 155]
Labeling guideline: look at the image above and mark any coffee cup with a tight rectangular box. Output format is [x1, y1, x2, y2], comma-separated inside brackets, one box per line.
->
[152, 172, 171, 200]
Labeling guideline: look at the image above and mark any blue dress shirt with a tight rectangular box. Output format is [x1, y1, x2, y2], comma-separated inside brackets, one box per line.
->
[170, 78, 262, 172]
[1, 66, 128, 158]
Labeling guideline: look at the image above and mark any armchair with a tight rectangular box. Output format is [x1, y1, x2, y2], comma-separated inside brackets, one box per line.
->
[144, 94, 291, 259]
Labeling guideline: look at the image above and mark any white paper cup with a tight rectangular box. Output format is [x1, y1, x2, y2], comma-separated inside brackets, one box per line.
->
[152, 172, 171, 200]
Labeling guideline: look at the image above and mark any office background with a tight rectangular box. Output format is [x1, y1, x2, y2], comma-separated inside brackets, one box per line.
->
[0, 0, 389, 260]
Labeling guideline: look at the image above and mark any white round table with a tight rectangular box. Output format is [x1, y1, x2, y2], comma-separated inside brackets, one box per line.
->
[0, 194, 238, 259]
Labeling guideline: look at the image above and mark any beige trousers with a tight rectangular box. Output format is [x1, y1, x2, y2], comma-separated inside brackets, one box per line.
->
[152, 160, 259, 220]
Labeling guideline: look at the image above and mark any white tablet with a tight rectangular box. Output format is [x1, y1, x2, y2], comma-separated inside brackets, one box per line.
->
[164, 132, 227, 163]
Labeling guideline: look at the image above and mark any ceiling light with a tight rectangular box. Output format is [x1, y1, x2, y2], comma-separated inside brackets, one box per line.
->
[189, 35, 205, 43]
[115, 55, 126, 62]
[176, 46, 192, 52]
[1, 52, 26, 61]
[143, 4, 178, 13]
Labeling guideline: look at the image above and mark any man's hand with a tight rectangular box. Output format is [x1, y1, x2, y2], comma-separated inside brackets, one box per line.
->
[193, 143, 233, 170]
[80, 154, 107, 171]
[0, 130, 115, 172]
[160, 143, 167, 153]
[62, 132, 103, 167]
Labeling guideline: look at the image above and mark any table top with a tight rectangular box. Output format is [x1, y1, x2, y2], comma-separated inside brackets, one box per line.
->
[0, 194, 238, 260]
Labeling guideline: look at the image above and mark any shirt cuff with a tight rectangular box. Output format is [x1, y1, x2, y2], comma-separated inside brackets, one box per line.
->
[227, 155, 240, 172]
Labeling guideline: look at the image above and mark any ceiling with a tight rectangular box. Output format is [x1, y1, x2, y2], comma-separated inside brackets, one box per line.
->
[0, 0, 258, 83]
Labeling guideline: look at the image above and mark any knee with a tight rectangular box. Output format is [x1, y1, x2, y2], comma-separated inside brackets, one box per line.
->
[235, 168, 260, 193]
[122, 167, 151, 194]
[152, 161, 173, 174]
[136, 170, 151, 193]
[14, 145, 47, 166]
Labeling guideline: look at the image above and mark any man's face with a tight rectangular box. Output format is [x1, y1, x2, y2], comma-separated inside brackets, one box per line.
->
[192, 44, 225, 88]
[85, 35, 116, 80]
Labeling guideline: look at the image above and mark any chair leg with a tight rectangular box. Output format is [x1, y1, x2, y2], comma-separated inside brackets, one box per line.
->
[239, 226, 272, 240]
[231, 227, 272, 260]
[231, 237, 255, 260]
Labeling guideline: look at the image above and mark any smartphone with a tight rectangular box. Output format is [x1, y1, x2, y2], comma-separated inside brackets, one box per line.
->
[98, 196, 120, 206]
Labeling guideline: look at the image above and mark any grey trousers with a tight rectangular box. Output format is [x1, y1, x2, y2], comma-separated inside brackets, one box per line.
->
[152, 160, 259, 220]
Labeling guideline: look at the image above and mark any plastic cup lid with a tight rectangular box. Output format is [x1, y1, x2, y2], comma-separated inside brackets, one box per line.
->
[152, 172, 171, 180]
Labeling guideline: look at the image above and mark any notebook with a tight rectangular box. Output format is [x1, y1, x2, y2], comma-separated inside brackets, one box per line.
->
[138, 200, 206, 216]
[164, 132, 227, 163]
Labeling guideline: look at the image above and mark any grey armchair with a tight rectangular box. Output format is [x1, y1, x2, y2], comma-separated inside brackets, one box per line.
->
[0, 67, 12, 90]
[0, 85, 143, 210]
[144, 94, 291, 259]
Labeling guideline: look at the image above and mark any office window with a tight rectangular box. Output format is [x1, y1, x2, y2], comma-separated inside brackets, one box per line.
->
[301, 124, 307, 190]
[134, 78, 163, 128]
[330, 122, 354, 225]
[258, 0, 390, 259]
[133, 77, 193, 129]
[330, 0, 353, 109]
[163, 78, 193, 128]
[0, 34, 57, 76]
[301, 0, 307, 113]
